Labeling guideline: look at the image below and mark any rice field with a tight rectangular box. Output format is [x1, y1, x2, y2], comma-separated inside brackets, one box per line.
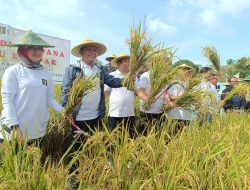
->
[0, 84, 249, 190]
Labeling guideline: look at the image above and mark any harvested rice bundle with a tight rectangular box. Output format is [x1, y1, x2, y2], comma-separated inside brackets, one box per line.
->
[123, 22, 154, 91]
[202, 46, 222, 77]
[62, 75, 97, 131]
[65, 75, 97, 115]
[220, 82, 250, 107]
[143, 48, 179, 110]
[164, 77, 206, 112]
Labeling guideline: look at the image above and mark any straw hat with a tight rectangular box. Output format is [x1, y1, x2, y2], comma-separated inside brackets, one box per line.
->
[177, 64, 195, 71]
[111, 53, 130, 67]
[105, 53, 116, 62]
[71, 38, 107, 58]
[7, 30, 54, 48]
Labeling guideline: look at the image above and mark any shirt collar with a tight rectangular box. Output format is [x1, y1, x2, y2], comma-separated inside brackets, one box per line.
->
[115, 69, 125, 76]
[81, 59, 97, 70]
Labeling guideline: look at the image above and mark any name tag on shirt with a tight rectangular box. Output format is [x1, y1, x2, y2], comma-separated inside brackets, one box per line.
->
[42, 79, 48, 86]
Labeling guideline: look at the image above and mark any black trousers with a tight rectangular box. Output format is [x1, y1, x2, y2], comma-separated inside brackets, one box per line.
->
[67, 117, 103, 173]
[138, 112, 163, 136]
[108, 116, 135, 137]
[72, 117, 102, 147]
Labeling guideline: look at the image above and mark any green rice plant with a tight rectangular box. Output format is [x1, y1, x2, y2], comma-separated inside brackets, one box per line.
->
[123, 22, 155, 91]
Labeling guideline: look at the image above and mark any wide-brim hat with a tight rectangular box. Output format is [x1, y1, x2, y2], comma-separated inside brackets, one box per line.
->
[71, 38, 107, 58]
[7, 30, 54, 48]
[105, 53, 116, 62]
[111, 53, 130, 67]
[177, 64, 195, 71]
[106, 53, 117, 62]
[243, 76, 250, 81]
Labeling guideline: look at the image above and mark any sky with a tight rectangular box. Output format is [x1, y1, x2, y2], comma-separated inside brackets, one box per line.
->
[1, 0, 250, 66]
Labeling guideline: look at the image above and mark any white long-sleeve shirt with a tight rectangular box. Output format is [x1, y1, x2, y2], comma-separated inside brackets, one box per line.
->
[0, 64, 63, 140]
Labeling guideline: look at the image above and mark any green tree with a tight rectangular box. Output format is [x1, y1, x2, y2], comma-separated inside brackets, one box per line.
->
[223, 57, 250, 78]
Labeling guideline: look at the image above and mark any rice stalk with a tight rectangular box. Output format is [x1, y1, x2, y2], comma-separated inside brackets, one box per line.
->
[143, 48, 179, 110]
[164, 77, 208, 112]
[221, 82, 250, 107]
[123, 22, 155, 91]
[65, 75, 97, 115]
[202, 46, 222, 77]
[61, 75, 98, 133]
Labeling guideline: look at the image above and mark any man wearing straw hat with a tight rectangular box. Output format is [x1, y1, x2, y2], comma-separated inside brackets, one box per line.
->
[61, 38, 126, 141]
[104, 53, 136, 137]
[103, 53, 117, 73]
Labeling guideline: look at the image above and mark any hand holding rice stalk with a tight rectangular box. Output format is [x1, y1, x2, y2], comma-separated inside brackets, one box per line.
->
[123, 22, 154, 91]
[62, 75, 97, 132]
[219, 82, 250, 108]
[164, 77, 204, 112]
[143, 48, 179, 110]
[202, 46, 222, 77]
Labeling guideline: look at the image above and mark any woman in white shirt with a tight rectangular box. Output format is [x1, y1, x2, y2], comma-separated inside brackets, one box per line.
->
[0, 30, 63, 146]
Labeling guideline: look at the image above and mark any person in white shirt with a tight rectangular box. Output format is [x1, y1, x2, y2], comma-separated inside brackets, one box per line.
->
[104, 53, 136, 137]
[61, 39, 125, 145]
[166, 64, 195, 136]
[136, 70, 165, 135]
[198, 70, 220, 123]
[0, 30, 63, 146]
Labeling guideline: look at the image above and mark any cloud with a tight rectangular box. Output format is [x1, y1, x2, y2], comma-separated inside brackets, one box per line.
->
[198, 9, 219, 27]
[218, 0, 250, 17]
[169, 0, 184, 7]
[166, 0, 250, 30]
[147, 18, 177, 36]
